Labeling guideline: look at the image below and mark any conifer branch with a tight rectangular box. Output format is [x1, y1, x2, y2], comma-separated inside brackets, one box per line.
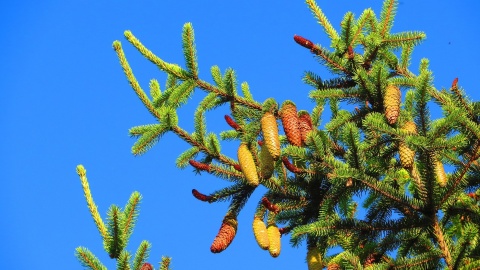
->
[113, 41, 163, 120]
[379, 0, 397, 37]
[159, 257, 172, 270]
[133, 241, 151, 270]
[305, 0, 339, 41]
[76, 165, 108, 241]
[75, 247, 107, 270]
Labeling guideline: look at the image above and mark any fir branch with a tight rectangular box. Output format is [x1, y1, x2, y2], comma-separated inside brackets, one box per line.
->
[117, 251, 132, 270]
[132, 241, 151, 270]
[176, 147, 200, 169]
[305, 0, 339, 40]
[195, 79, 262, 110]
[159, 256, 172, 270]
[379, 0, 398, 37]
[182, 23, 199, 79]
[75, 247, 107, 270]
[76, 165, 108, 241]
[131, 123, 170, 156]
[310, 44, 352, 75]
[241, 81, 254, 101]
[382, 31, 426, 48]
[351, 9, 376, 46]
[121, 31, 190, 79]
[149, 79, 161, 106]
[113, 41, 162, 120]
[106, 205, 125, 259]
[123, 191, 141, 241]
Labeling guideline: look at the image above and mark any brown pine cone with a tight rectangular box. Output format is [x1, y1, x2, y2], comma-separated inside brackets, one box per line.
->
[280, 101, 302, 146]
[210, 215, 238, 253]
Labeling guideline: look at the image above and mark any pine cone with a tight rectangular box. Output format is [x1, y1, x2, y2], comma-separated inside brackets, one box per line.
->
[261, 112, 281, 160]
[399, 142, 415, 168]
[384, 85, 401, 125]
[280, 101, 302, 146]
[298, 110, 313, 145]
[327, 263, 341, 270]
[259, 143, 274, 179]
[435, 159, 447, 187]
[399, 121, 417, 168]
[140, 263, 153, 270]
[210, 215, 238, 253]
[252, 216, 269, 250]
[237, 143, 259, 186]
[267, 223, 281, 257]
[307, 247, 323, 270]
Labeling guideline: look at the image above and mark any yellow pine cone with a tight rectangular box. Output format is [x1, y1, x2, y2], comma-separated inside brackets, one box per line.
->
[399, 121, 417, 168]
[259, 143, 274, 179]
[280, 101, 302, 146]
[298, 110, 313, 145]
[402, 121, 417, 134]
[252, 216, 269, 250]
[238, 143, 259, 186]
[384, 85, 401, 125]
[399, 142, 415, 168]
[210, 215, 238, 253]
[307, 247, 323, 270]
[261, 112, 281, 160]
[267, 224, 281, 257]
[435, 159, 447, 187]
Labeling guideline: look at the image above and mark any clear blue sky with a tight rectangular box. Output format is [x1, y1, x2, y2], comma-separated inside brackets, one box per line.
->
[2, 1, 479, 269]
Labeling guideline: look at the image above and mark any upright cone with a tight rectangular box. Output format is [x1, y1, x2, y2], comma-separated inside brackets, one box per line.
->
[210, 215, 238, 253]
[384, 85, 401, 125]
[280, 101, 302, 146]
[238, 143, 259, 186]
[261, 112, 281, 160]
[267, 223, 281, 257]
[307, 247, 323, 270]
[252, 216, 269, 250]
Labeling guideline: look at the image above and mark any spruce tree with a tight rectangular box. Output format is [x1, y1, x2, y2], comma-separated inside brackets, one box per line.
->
[78, 0, 480, 268]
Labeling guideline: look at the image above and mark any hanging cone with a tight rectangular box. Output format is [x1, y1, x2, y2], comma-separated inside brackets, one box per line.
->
[210, 215, 238, 253]
[280, 101, 302, 146]
[307, 247, 323, 270]
[261, 112, 281, 160]
[383, 85, 401, 125]
[237, 143, 259, 186]
[399, 142, 415, 168]
[327, 263, 341, 270]
[252, 216, 269, 250]
[435, 159, 447, 187]
[399, 121, 417, 168]
[298, 110, 313, 145]
[267, 223, 281, 257]
[259, 142, 275, 179]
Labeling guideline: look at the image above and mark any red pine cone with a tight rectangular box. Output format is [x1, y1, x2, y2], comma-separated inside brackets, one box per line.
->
[452, 77, 458, 89]
[192, 189, 212, 202]
[347, 45, 354, 59]
[282, 156, 302, 174]
[189, 160, 210, 171]
[210, 215, 238, 253]
[233, 163, 242, 172]
[294, 35, 315, 50]
[141, 263, 153, 270]
[278, 226, 291, 235]
[298, 111, 313, 145]
[224, 115, 241, 131]
[280, 101, 302, 146]
[261, 197, 280, 214]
